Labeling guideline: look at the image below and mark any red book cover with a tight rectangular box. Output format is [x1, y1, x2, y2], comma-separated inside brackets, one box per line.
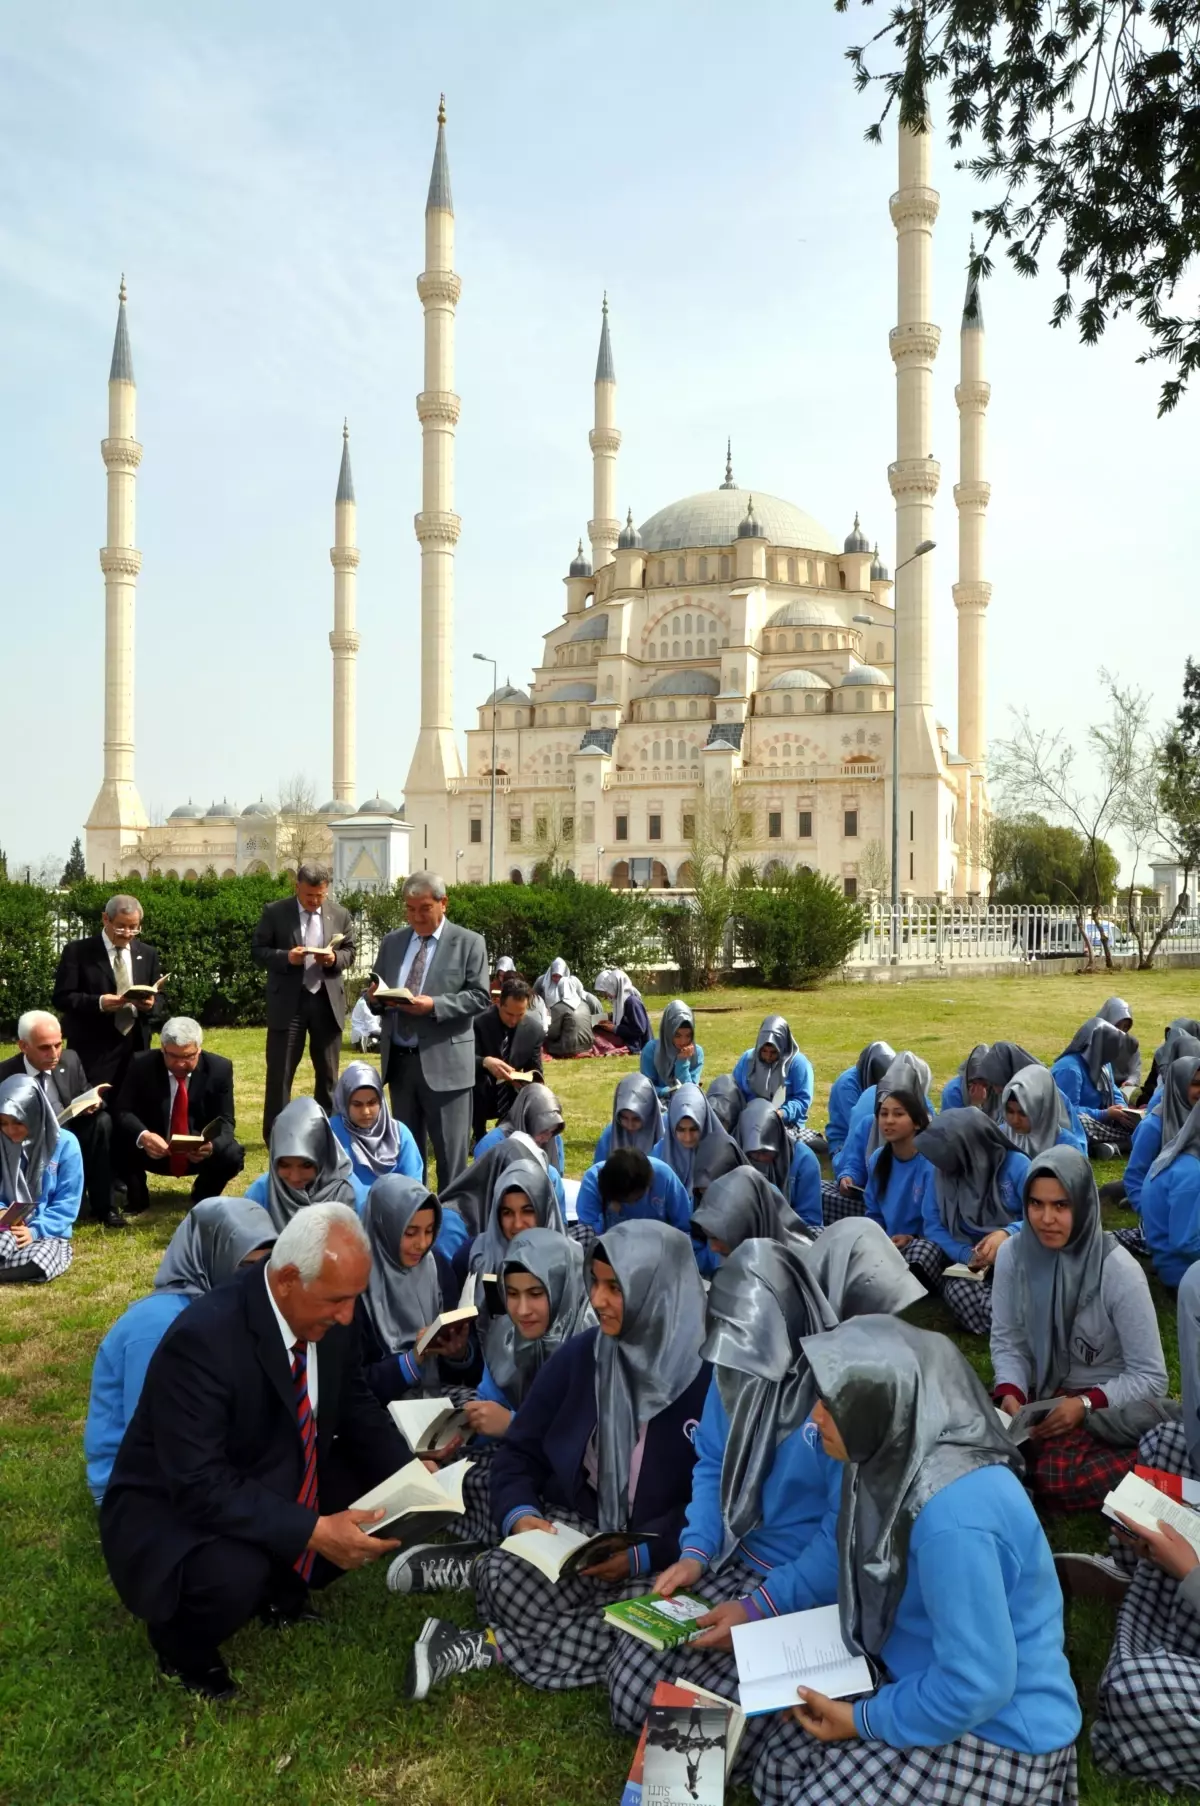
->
[1135, 1464, 1184, 1502]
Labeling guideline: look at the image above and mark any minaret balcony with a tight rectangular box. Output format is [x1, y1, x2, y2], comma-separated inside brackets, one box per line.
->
[99, 547, 143, 577]
[888, 322, 941, 366]
[416, 270, 462, 307]
[101, 437, 144, 471]
[416, 389, 461, 425]
[414, 509, 462, 546]
[588, 427, 622, 454]
[952, 480, 991, 509]
[889, 185, 940, 228]
[887, 458, 941, 500]
[330, 545, 362, 570]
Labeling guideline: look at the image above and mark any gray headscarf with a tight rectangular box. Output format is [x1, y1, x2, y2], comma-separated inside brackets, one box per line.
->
[154, 1197, 277, 1296]
[485, 1228, 596, 1406]
[594, 967, 639, 1030]
[978, 1042, 1042, 1094]
[1099, 997, 1140, 1086]
[0, 1075, 60, 1207]
[592, 1220, 708, 1531]
[704, 1238, 838, 1542]
[538, 957, 586, 1010]
[803, 1218, 927, 1317]
[499, 1085, 565, 1171]
[262, 1097, 357, 1230]
[705, 1074, 744, 1134]
[1148, 1094, 1200, 1184]
[914, 1107, 1020, 1243]
[438, 1132, 552, 1239]
[1058, 1017, 1131, 1105]
[1155, 1018, 1200, 1073]
[803, 1315, 1020, 1657]
[470, 1156, 563, 1285]
[652, 1000, 696, 1086]
[1001, 1065, 1074, 1157]
[867, 1052, 932, 1161]
[656, 1082, 730, 1190]
[742, 1015, 799, 1103]
[953, 1044, 997, 1116]
[692, 1166, 813, 1255]
[360, 1176, 443, 1352]
[1007, 1147, 1114, 1399]
[1100, 996, 1133, 1029]
[692, 1134, 746, 1198]
[1160, 1055, 1200, 1145]
[606, 1072, 664, 1156]
[735, 1098, 793, 1192]
[855, 1040, 896, 1091]
[332, 1060, 402, 1177]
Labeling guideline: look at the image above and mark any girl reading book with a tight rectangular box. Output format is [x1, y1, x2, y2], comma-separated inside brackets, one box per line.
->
[0, 1074, 84, 1285]
[471, 1085, 567, 1215]
[692, 1166, 814, 1259]
[651, 1084, 734, 1200]
[243, 1096, 365, 1227]
[998, 1064, 1087, 1158]
[456, 1158, 565, 1321]
[400, 1219, 710, 1702]
[751, 1317, 1081, 1806]
[356, 1176, 480, 1403]
[329, 1061, 424, 1188]
[731, 1015, 817, 1143]
[904, 1108, 1031, 1334]
[592, 1073, 664, 1165]
[734, 1101, 823, 1231]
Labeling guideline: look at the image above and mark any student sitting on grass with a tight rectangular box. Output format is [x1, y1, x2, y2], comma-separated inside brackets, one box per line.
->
[592, 967, 652, 1054]
[1051, 1017, 1140, 1159]
[0, 1073, 83, 1285]
[355, 1176, 480, 1403]
[705, 1072, 745, 1134]
[734, 1099, 823, 1232]
[1123, 1054, 1200, 1215]
[400, 1220, 710, 1702]
[824, 1040, 894, 1162]
[731, 1014, 817, 1142]
[693, 1166, 814, 1260]
[991, 1148, 1167, 1510]
[904, 1108, 1031, 1336]
[456, 1158, 565, 1324]
[592, 1072, 664, 1165]
[998, 1064, 1086, 1158]
[1140, 1094, 1200, 1289]
[652, 1083, 734, 1200]
[749, 1317, 1081, 1806]
[329, 1062, 423, 1191]
[1134, 1017, 1200, 1109]
[244, 1096, 366, 1228]
[976, 1040, 1043, 1098]
[639, 1000, 704, 1096]
[862, 1081, 933, 1245]
[574, 1147, 693, 1248]
[472, 1085, 567, 1214]
[824, 1052, 932, 1224]
[938, 1042, 994, 1115]
[85, 1199, 277, 1503]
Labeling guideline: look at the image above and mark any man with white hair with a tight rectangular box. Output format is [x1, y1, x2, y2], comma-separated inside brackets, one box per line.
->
[52, 893, 165, 1092]
[0, 1009, 126, 1227]
[100, 1202, 413, 1699]
[116, 1017, 244, 1213]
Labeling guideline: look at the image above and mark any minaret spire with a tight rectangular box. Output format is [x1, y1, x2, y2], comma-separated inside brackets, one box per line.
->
[588, 293, 621, 570]
[404, 94, 464, 869]
[720, 438, 736, 489]
[330, 421, 361, 805]
[86, 276, 148, 874]
[954, 234, 992, 810]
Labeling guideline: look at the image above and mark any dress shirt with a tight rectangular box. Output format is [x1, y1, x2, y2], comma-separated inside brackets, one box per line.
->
[23, 1057, 55, 1101]
[299, 905, 324, 970]
[390, 918, 445, 1049]
[264, 1263, 318, 1414]
[137, 1069, 194, 1150]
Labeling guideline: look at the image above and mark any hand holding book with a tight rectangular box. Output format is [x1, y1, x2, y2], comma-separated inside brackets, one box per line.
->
[791, 1689, 860, 1743]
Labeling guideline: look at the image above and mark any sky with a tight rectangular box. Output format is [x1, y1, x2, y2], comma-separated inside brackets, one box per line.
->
[1, 2, 1195, 881]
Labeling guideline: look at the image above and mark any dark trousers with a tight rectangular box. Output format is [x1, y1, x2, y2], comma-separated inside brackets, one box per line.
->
[70, 1108, 115, 1220]
[387, 1052, 470, 1191]
[123, 1138, 246, 1213]
[263, 988, 342, 1142]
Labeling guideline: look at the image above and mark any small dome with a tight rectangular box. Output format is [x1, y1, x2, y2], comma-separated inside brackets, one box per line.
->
[617, 507, 642, 551]
[539, 682, 597, 702]
[358, 795, 398, 814]
[570, 613, 609, 640]
[318, 800, 355, 817]
[168, 802, 205, 820]
[568, 538, 592, 578]
[844, 511, 870, 554]
[870, 543, 889, 581]
[840, 664, 890, 687]
[737, 496, 766, 539]
[205, 800, 235, 817]
[765, 667, 832, 691]
[648, 670, 722, 697]
[486, 683, 531, 705]
[240, 799, 275, 818]
[765, 599, 842, 628]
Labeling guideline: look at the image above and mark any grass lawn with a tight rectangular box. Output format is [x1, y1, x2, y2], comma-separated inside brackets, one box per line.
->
[1, 969, 1196, 1805]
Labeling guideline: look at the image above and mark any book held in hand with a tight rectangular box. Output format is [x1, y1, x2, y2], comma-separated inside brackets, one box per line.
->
[388, 1395, 474, 1454]
[641, 1703, 727, 1806]
[499, 1522, 655, 1584]
[122, 975, 169, 1002]
[57, 1085, 110, 1126]
[1134, 1463, 1200, 1508]
[371, 980, 416, 1003]
[995, 1398, 1060, 1443]
[1103, 1470, 1200, 1556]
[0, 1196, 37, 1232]
[352, 1456, 473, 1542]
[313, 932, 347, 957]
[730, 1603, 874, 1716]
[622, 1682, 743, 1804]
[604, 1592, 713, 1651]
[414, 1307, 478, 1359]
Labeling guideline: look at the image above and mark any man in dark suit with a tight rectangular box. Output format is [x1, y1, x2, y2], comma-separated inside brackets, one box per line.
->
[472, 976, 546, 1140]
[99, 1202, 411, 1698]
[115, 1017, 245, 1212]
[52, 893, 164, 1092]
[369, 872, 490, 1190]
[0, 1008, 126, 1227]
[251, 863, 356, 1142]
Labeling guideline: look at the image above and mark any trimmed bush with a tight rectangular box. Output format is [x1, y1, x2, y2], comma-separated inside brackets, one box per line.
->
[0, 883, 59, 1034]
[734, 868, 863, 987]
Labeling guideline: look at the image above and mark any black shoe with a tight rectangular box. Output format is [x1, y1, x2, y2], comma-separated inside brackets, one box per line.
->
[156, 1652, 239, 1700]
[387, 1542, 484, 1595]
[1098, 1179, 1128, 1208]
[94, 1205, 130, 1228]
[1054, 1552, 1131, 1604]
[258, 1598, 322, 1630]
[403, 1617, 498, 1702]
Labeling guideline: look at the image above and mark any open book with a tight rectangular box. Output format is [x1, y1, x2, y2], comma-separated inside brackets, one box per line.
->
[1134, 1463, 1200, 1508]
[1103, 1470, 1200, 1557]
[995, 1399, 1059, 1443]
[388, 1396, 473, 1455]
[730, 1604, 874, 1716]
[372, 980, 416, 1003]
[942, 1261, 986, 1282]
[605, 1591, 712, 1651]
[414, 1265, 481, 1357]
[352, 1456, 473, 1541]
[57, 1084, 110, 1126]
[313, 932, 347, 957]
[166, 1117, 227, 1154]
[499, 1522, 655, 1584]
[122, 975, 169, 1002]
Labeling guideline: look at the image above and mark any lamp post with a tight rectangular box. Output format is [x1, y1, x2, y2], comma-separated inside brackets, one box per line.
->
[596, 845, 606, 888]
[853, 536, 934, 964]
[472, 652, 499, 884]
[455, 847, 463, 884]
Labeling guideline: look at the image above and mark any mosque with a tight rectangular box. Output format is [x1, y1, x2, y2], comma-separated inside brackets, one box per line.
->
[85, 100, 993, 900]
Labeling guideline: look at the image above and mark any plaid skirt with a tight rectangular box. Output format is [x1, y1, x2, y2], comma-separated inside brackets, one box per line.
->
[1093, 1419, 1200, 1789]
[1079, 1112, 1134, 1159]
[567, 1222, 597, 1260]
[1022, 1421, 1133, 1511]
[1112, 1224, 1148, 1257]
[821, 1181, 865, 1225]
[473, 1511, 643, 1691]
[752, 1715, 1078, 1806]
[446, 1447, 497, 1547]
[0, 1230, 72, 1284]
[903, 1236, 949, 1289]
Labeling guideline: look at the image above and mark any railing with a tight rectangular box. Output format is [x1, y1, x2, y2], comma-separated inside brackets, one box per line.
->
[847, 904, 1200, 965]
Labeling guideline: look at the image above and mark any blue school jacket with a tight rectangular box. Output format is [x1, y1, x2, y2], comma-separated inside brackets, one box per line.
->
[490, 1327, 711, 1577]
[355, 1248, 482, 1401]
[84, 1292, 190, 1503]
[853, 1465, 1082, 1754]
[678, 1380, 841, 1619]
[919, 1148, 1030, 1266]
[575, 1155, 692, 1241]
[1141, 1152, 1200, 1289]
[1051, 1053, 1116, 1115]
[788, 1140, 824, 1230]
[825, 1066, 863, 1158]
[3, 1128, 84, 1241]
[329, 1115, 424, 1191]
[614, 996, 652, 1053]
[243, 1169, 370, 1215]
[835, 1084, 934, 1187]
[639, 1041, 705, 1096]
[732, 1049, 815, 1127]
[864, 1147, 933, 1239]
[1124, 1110, 1163, 1211]
[472, 1127, 567, 1216]
[940, 1074, 967, 1112]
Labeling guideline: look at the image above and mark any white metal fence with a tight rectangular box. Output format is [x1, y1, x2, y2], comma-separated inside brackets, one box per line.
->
[848, 904, 1200, 966]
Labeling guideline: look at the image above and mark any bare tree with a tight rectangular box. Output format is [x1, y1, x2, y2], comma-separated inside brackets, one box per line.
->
[859, 838, 890, 896]
[531, 801, 577, 880]
[275, 774, 330, 872]
[692, 781, 759, 883]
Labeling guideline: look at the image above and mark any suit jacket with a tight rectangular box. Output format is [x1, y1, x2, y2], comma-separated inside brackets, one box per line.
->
[116, 1049, 240, 1151]
[0, 1047, 93, 1112]
[252, 896, 356, 1029]
[52, 935, 163, 1080]
[374, 920, 490, 1093]
[99, 1260, 410, 1623]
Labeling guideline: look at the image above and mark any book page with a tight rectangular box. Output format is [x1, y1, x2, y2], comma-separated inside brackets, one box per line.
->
[500, 1521, 593, 1580]
[1105, 1473, 1200, 1556]
[415, 1305, 477, 1357]
[388, 1397, 453, 1449]
[731, 1604, 873, 1715]
[352, 1455, 471, 1522]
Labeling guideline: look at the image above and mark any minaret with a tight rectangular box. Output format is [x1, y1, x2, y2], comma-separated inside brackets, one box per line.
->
[953, 242, 990, 771]
[888, 123, 944, 892]
[588, 295, 621, 570]
[329, 421, 360, 805]
[403, 95, 464, 870]
[85, 277, 148, 876]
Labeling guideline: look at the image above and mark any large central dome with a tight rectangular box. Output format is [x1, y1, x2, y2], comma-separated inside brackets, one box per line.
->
[638, 487, 837, 555]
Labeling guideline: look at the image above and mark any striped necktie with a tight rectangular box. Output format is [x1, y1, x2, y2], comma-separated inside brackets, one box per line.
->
[291, 1339, 318, 1581]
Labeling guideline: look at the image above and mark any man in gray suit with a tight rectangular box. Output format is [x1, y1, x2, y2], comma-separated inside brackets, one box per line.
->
[252, 863, 356, 1142]
[369, 872, 489, 1190]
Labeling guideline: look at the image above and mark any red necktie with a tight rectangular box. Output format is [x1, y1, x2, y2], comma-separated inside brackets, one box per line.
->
[291, 1340, 319, 1581]
[168, 1077, 190, 1176]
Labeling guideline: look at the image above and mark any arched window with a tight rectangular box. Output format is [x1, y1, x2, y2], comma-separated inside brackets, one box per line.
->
[719, 554, 731, 580]
[554, 751, 563, 765]
[684, 640, 693, 657]
[839, 571, 847, 590]
[804, 694, 815, 712]
[640, 746, 648, 761]
[856, 692, 865, 710]
[676, 557, 687, 582]
[788, 557, 798, 583]
[672, 615, 680, 635]
[668, 701, 678, 718]
[825, 634, 835, 649]
[762, 696, 771, 715]
[684, 614, 693, 633]
[709, 637, 718, 655]
[876, 641, 884, 662]
[659, 639, 667, 659]
[556, 708, 565, 725]
[652, 740, 661, 760]
[784, 694, 795, 713]
[578, 706, 588, 723]
[510, 869, 524, 884]
[687, 699, 698, 717]
[698, 557, 708, 581]
[810, 634, 820, 650]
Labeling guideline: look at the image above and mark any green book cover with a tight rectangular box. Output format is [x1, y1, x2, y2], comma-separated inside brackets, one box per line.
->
[604, 1592, 712, 1649]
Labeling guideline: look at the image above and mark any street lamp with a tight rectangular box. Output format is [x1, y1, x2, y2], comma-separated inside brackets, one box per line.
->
[455, 847, 464, 884]
[596, 845, 606, 888]
[472, 652, 499, 884]
[854, 536, 934, 964]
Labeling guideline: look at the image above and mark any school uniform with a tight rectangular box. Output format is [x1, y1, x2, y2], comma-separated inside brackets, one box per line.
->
[0, 1127, 83, 1285]
[939, 1073, 968, 1112]
[732, 1047, 815, 1127]
[1051, 1051, 1131, 1155]
[1123, 1110, 1162, 1211]
[329, 1112, 424, 1191]
[1140, 1151, 1200, 1288]
[824, 1082, 934, 1226]
[902, 1145, 1028, 1335]
[574, 1153, 693, 1242]
[639, 1040, 704, 1095]
[354, 1248, 481, 1403]
[472, 1125, 567, 1216]
[863, 1146, 932, 1239]
[824, 1065, 862, 1158]
[243, 1168, 370, 1217]
[786, 1140, 823, 1231]
[85, 1293, 190, 1502]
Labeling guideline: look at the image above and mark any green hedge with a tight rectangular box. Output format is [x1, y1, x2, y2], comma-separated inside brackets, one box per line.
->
[734, 868, 864, 987]
[0, 883, 60, 1033]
